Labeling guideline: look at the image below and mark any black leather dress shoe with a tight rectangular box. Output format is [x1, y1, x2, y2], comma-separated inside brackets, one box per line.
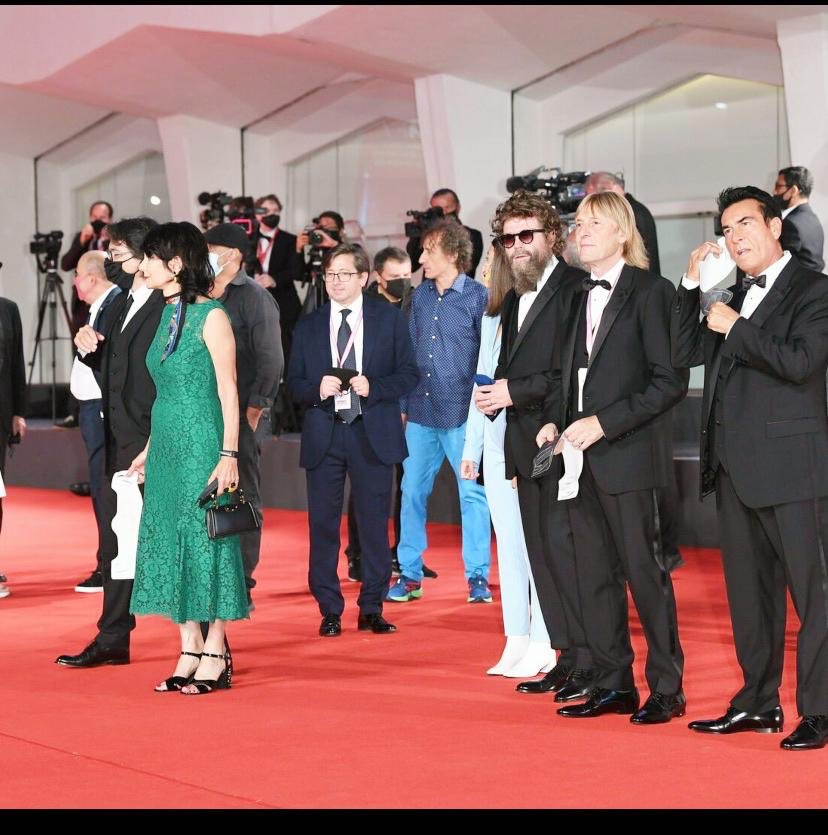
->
[631, 691, 686, 724]
[55, 415, 78, 429]
[357, 613, 397, 634]
[516, 665, 572, 694]
[55, 641, 129, 668]
[688, 705, 783, 735]
[554, 669, 596, 703]
[780, 715, 828, 750]
[422, 564, 438, 579]
[319, 614, 342, 637]
[557, 687, 640, 718]
[69, 482, 91, 497]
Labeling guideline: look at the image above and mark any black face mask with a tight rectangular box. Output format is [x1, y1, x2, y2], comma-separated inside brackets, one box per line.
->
[105, 258, 134, 291]
[260, 214, 280, 230]
[91, 219, 107, 235]
[773, 192, 791, 212]
[385, 278, 411, 300]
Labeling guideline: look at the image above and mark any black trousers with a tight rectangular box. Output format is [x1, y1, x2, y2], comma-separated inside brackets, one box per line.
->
[517, 473, 591, 669]
[568, 456, 684, 694]
[238, 412, 270, 590]
[306, 420, 393, 617]
[78, 399, 106, 570]
[717, 468, 828, 715]
[95, 475, 137, 650]
[0, 440, 6, 537]
[346, 463, 403, 558]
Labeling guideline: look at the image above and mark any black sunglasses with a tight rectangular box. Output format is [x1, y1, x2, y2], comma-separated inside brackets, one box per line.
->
[496, 228, 545, 248]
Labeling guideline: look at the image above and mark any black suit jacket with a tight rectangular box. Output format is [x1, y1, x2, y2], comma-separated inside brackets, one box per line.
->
[287, 296, 419, 470]
[82, 290, 165, 475]
[494, 261, 587, 478]
[671, 256, 828, 507]
[257, 229, 303, 330]
[627, 193, 660, 276]
[547, 265, 688, 494]
[0, 298, 26, 438]
[782, 203, 825, 272]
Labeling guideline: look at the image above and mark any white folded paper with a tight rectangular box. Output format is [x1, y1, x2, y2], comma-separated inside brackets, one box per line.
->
[0, 467, 5, 499]
[557, 437, 584, 501]
[699, 236, 736, 292]
[110, 470, 143, 580]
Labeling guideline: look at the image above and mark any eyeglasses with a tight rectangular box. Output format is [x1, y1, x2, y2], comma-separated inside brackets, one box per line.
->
[496, 228, 545, 249]
[323, 271, 359, 283]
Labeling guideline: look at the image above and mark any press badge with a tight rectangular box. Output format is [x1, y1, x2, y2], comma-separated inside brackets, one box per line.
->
[577, 368, 587, 413]
[334, 391, 352, 411]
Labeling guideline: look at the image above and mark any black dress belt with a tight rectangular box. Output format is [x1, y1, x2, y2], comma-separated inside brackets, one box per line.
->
[334, 413, 363, 425]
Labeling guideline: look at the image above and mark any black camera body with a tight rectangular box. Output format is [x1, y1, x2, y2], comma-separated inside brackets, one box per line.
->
[29, 230, 63, 259]
[404, 206, 444, 239]
[197, 191, 231, 226]
[506, 169, 589, 216]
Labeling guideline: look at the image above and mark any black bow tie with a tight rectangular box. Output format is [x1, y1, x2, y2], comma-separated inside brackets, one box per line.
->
[742, 274, 767, 290]
[583, 277, 611, 291]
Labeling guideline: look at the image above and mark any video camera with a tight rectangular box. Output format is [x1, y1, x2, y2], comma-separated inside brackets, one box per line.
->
[197, 191, 231, 227]
[404, 206, 444, 239]
[29, 231, 64, 272]
[506, 167, 589, 216]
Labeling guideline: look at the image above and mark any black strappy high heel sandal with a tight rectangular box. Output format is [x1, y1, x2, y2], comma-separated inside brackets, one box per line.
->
[154, 651, 202, 692]
[180, 650, 233, 695]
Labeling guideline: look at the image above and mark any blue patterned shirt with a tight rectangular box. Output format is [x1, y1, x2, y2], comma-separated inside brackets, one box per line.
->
[401, 273, 488, 429]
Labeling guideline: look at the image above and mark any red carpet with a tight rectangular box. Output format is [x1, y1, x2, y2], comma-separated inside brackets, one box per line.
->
[0, 486, 824, 809]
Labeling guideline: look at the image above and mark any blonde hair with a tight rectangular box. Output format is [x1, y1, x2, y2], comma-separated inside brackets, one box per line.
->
[576, 192, 650, 270]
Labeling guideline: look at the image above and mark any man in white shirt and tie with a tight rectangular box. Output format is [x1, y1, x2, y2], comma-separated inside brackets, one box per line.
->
[69, 252, 121, 593]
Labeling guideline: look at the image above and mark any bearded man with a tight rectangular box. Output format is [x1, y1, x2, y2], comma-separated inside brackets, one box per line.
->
[475, 191, 596, 700]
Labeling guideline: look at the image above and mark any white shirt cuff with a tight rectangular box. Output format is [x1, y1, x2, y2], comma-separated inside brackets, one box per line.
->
[681, 274, 700, 290]
[724, 318, 740, 340]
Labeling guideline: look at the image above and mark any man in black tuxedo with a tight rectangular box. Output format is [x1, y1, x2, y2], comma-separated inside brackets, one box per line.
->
[475, 190, 594, 698]
[253, 194, 302, 362]
[288, 243, 418, 637]
[56, 217, 164, 668]
[672, 186, 828, 750]
[774, 167, 825, 272]
[538, 191, 689, 722]
[0, 292, 27, 594]
[407, 188, 485, 279]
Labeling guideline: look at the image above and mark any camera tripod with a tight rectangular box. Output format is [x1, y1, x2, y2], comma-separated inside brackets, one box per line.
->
[28, 261, 74, 422]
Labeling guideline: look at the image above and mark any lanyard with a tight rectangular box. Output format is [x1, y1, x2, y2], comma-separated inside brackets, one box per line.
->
[258, 231, 277, 271]
[329, 309, 364, 369]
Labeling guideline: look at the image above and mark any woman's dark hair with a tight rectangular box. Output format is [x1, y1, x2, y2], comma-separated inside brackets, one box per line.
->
[107, 216, 158, 257]
[142, 221, 214, 302]
[717, 186, 781, 225]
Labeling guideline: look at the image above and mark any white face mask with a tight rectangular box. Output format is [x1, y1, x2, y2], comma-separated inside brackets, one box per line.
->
[208, 252, 223, 277]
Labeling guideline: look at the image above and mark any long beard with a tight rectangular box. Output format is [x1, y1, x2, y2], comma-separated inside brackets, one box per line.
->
[512, 250, 550, 295]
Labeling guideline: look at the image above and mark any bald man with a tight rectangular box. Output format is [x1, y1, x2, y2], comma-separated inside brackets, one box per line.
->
[70, 252, 122, 593]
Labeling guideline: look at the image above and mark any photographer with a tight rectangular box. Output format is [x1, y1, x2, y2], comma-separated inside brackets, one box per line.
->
[406, 189, 484, 279]
[253, 193, 302, 362]
[296, 211, 346, 313]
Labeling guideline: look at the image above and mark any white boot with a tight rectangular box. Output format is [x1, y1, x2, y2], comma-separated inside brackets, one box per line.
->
[486, 635, 530, 675]
[501, 641, 556, 678]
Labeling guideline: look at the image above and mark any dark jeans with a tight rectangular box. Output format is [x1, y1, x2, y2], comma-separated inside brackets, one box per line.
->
[238, 410, 271, 590]
[78, 399, 106, 569]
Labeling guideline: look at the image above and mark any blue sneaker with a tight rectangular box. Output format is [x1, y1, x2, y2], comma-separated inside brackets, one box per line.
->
[386, 575, 423, 602]
[467, 574, 493, 604]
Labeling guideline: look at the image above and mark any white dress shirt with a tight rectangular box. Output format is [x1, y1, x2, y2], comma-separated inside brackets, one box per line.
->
[330, 294, 364, 372]
[69, 287, 119, 401]
[586, 257, 626, 354]
[517, 256, 558, 330]
[121, 283, 154, 332]
[782, 206, 795, 220]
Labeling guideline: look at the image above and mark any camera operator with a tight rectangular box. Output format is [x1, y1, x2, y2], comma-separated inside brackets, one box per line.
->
[253, 194, 302, 362]
[296, 211, 346, 313]
[406, 189, 484, 279]
[584, 173, 660, 274]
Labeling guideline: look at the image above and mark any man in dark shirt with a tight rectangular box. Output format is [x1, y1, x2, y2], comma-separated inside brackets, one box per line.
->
[407, 189, 485, 279]
[205, 223, 284, 599]
[585, 173, 660, 275]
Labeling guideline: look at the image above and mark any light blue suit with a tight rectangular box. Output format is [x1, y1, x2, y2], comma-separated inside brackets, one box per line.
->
[461, 314, 549, 640]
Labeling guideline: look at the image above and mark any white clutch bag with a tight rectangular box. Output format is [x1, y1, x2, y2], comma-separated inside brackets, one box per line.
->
[110, 470, 143, 580]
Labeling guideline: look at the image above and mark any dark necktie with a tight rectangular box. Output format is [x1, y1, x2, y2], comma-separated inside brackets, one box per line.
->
[119, 293, 135, 331]
[583, 277, 611, 291]
[336, 309, 360, 424]
[742, 274, 767, 290]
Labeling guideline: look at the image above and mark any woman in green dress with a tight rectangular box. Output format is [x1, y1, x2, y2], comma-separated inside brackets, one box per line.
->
[128, 221, 248, 695]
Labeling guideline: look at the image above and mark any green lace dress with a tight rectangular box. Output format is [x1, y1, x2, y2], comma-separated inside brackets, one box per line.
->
[130, 299, 248, 623]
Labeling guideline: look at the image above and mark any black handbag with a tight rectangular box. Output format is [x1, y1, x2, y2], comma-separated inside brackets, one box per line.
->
[197, 481, 260, 540]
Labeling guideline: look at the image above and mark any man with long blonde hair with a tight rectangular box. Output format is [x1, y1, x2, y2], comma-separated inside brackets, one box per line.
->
[537, 191, 689, 722]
